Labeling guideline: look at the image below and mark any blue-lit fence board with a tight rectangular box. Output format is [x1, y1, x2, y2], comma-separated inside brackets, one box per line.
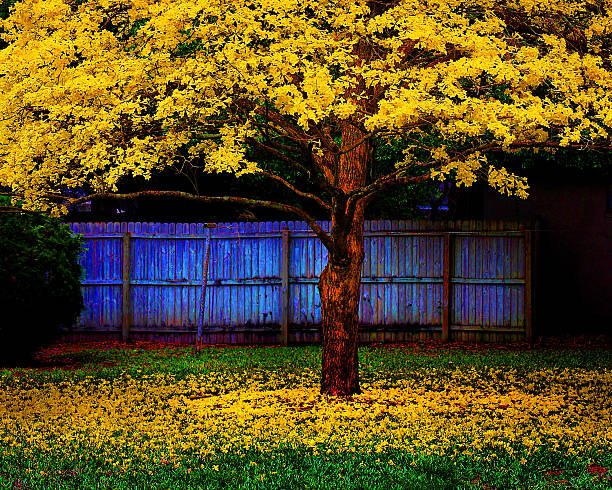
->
[67, 220, 530, 337]
[451, 234, 525, 328]
[73, 222, 122, 329]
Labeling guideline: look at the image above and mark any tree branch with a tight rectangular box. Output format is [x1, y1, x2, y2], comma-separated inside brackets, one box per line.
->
[237, 100, 340, 191]
[250, 104, 339, 180]
[352, 172, 433, 208]
[309, 121, 341, 155]
[0, 190, 69, 202]
[256, 169, 331, 211]
[246, 137, 312, 177]
[247, 137, 335, 194]
[0, 206, 46, 215]
[246, 103, 314, 148]
[249, 121, 304, 153]
[67, 191, 333, 251]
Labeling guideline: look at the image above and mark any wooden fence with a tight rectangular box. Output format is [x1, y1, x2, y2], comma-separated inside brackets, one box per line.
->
[64, 220, 534, 344]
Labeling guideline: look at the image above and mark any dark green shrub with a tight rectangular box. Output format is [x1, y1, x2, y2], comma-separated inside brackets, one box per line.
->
[0, 207, 83, 365]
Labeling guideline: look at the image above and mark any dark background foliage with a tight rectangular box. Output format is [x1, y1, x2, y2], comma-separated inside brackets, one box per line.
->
[0, 200, 83, 365]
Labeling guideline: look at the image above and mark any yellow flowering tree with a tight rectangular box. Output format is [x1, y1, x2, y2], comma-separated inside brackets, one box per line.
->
[1, 0, 612, 395]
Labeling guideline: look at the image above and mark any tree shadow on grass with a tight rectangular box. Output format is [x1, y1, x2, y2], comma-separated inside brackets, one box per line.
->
[1, 344, 136, 371]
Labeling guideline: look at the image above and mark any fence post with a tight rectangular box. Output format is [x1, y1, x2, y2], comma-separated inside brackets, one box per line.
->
[122, 232, 131, 343]
[280, 229, 290, 346]
[525, 228, 534, 343]
[442, 232, 451, 342]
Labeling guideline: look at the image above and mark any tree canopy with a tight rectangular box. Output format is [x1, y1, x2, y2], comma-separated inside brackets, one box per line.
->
[1, 0, 611, 221]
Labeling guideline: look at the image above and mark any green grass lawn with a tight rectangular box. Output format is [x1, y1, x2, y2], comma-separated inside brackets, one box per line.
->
[0, 340, 611, 489]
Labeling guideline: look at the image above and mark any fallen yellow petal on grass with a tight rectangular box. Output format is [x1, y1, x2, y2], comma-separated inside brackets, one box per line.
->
[0, 367, 610, 465]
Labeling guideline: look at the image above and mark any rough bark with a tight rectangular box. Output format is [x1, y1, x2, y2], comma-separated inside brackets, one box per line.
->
[319, 238, 364, 396]
[319, 112, 370, 396]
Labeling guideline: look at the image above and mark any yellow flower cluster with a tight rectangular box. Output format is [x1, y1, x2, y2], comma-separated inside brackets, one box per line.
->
[0, 366, 610, 466]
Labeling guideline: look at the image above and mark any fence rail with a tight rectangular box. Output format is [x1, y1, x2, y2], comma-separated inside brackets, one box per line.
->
[65, 220, 534, 344]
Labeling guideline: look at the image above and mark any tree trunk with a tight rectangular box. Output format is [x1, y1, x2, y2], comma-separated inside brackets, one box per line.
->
[317, 33, 376, 396]
[318, 235, 364, 395]
[318, 120, 370, 395]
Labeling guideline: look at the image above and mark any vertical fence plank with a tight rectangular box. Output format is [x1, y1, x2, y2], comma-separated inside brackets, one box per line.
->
[182, 223, 190, 328]
[244, 222, 252, 330]
[197, 227, 212, 350]
[237, 222, 245, 327]
[158, 223, 165, 327]
[272, 221, 280, 326]
[122, 232, 131, 342]
[281, 229, 290, 346]
[442, 232, 451, 342]
[230, 222, 239, 327]
[250, 222, 259, 327]
[265, 221, 274, 326]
